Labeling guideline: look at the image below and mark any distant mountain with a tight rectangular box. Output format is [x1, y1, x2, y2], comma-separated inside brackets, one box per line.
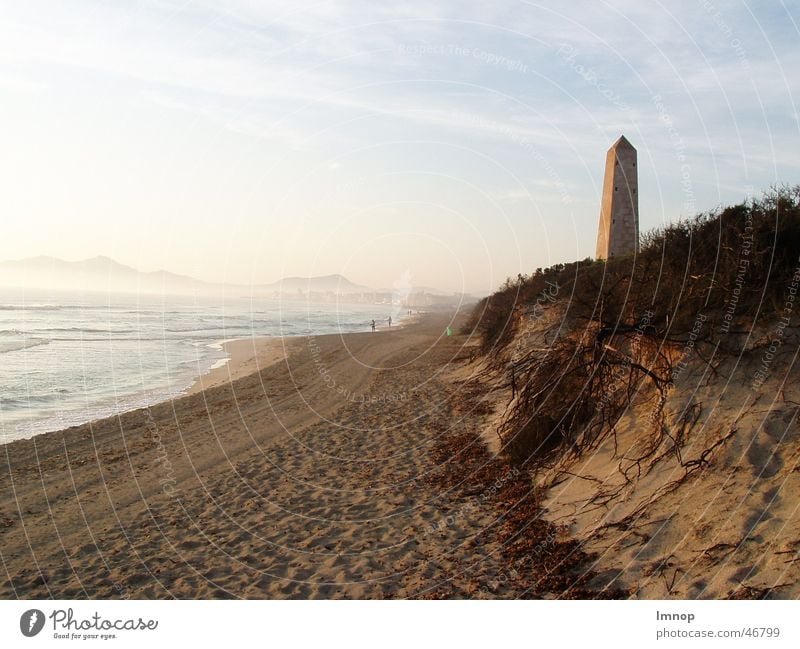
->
[0, 256, 374, 297]
[0, 255, 207, 295]
[0, 255, 476, 303]
[260, 274, 370, 294]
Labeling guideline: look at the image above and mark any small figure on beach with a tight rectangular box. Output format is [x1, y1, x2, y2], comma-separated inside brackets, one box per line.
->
[371, 319, 376, 332]
[388, 316, 392, 327]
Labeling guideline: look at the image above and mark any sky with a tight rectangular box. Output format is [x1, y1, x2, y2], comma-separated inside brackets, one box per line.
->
[0, 0, 798, 293]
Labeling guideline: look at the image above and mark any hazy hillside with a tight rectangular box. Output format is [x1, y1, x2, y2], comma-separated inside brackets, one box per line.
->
[0, 255, 207, 295]
[260, 274, 370, 294]
[0, 256, 465, 302]
[0, 257, 373, 297]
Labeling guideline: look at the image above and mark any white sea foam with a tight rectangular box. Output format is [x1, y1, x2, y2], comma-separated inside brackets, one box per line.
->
[208, 358, 230, 370]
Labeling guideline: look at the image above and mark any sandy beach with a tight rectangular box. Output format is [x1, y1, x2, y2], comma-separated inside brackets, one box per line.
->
[0, 312, 538, 599]
[186, 337, 292, 395]
[4, 303, 795, 600]
[187, 315, 419, 396]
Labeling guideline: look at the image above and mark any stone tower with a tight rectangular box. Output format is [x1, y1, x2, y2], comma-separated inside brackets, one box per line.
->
[595, 135, 639, 259]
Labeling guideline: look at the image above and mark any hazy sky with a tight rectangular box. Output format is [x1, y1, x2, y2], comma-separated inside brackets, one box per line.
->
[1, 1, 798, 292]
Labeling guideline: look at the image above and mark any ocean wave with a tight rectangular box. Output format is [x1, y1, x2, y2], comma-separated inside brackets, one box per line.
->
[163, 327, 255, 334]
[0, 304, 63, 311]
[0, 302, 387, 443]
[40, 327, 138, 334]
[0, 394, 55, 407]
[48, 336, 205, 343]
[0, 304, 126, 312]
[0, 338, 51, 354]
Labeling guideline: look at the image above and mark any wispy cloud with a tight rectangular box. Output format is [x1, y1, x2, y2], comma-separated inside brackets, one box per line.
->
[0, 0, 797, 288]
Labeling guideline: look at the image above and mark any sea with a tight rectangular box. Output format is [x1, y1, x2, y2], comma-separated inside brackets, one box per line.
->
[0, 288, 404, 444]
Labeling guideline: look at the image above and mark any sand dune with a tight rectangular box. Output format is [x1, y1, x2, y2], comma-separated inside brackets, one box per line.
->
[539, 334, 800, 599]
[465, 301, 800, 599]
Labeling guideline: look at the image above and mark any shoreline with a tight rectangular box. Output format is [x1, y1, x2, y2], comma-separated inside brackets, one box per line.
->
[2, 313, 433, 455]
[0, 338, 294, 447]
[186, 312, 421, 396]
[185, 336, 291, 396]
[2, 310, 519, 599]
[1, 311, 422, 448]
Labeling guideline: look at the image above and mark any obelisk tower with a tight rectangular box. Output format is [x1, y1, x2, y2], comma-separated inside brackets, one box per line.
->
[595, 135, 639, 259]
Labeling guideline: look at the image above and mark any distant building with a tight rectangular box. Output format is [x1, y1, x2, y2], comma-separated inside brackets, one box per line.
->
[595, 135, 639, 259]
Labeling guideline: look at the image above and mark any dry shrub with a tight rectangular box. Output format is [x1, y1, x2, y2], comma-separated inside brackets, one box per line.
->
[472, 186, 800, 465]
